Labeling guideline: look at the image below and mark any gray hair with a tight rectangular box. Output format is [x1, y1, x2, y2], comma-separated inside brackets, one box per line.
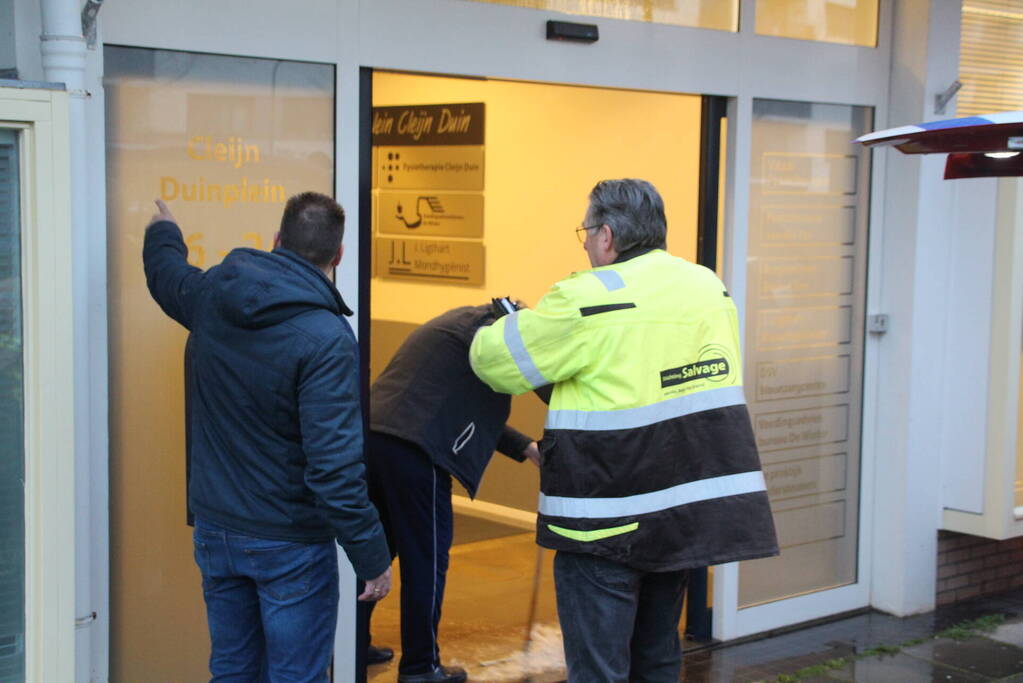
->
[585, 179, 667, 253]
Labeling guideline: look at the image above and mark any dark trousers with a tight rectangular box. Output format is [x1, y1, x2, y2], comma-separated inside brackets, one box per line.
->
[554, 551, 688, 683]
[192, 518, 339, 683]
[356, 432, 453, 678]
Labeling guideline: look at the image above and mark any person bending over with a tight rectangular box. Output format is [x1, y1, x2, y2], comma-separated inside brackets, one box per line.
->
[358, 302, 540, 683]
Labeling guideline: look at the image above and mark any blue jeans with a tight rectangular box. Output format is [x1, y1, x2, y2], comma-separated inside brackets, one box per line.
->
[193, 518, 339, 682]
[554, 551, 687, 683]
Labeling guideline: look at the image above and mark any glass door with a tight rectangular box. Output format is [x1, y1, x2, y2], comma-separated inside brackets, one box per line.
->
[717, 98, 873, 639]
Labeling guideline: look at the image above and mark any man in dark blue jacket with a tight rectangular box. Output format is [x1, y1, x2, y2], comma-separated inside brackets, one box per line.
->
[358, 304, 539, 683]
[143, 194, 391, 682]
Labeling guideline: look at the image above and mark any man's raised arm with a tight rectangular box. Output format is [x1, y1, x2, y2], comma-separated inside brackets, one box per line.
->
[142, 199, 206, 329]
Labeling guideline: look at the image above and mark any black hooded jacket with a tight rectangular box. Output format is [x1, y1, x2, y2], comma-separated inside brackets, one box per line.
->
[370, 305, 533, 496]
[143, 220, 389, 580]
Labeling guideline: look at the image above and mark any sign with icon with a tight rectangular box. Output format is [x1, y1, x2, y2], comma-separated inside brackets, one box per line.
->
[375, 237, 485, 286]
[376, 191, 484, 238]
[372, 102, 486, 285]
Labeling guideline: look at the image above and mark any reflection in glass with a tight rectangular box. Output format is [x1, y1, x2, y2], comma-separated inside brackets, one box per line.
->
[0, 128, 24, 681]
[105, 47, 334, 681]
[461, 0, 737, 31]
[740, 99, 871, 607]
[756, 0, 878, 46]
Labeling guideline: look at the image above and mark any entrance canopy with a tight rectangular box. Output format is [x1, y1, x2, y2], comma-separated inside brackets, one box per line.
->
[856, 111, 1023, 179]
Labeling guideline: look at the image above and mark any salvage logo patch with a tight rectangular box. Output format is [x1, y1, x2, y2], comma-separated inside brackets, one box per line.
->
[660, 358, 730, 388]
[660, 343, 737, 391]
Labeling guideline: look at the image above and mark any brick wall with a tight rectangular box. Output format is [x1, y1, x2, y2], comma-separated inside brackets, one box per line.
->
[936, 530, 1023, 606]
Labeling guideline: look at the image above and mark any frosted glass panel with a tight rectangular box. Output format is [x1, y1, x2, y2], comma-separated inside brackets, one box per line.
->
[105, 46, 334, 681]
[0, 127, 24, 682]
[740, 99, 871, 607]
[756, 0, 878, 46]
[462, 0, 737, 31]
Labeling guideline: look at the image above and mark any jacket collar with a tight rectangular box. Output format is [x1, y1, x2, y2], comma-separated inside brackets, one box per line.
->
[272, 247, 354, 316]
[613, 244, 660, 264]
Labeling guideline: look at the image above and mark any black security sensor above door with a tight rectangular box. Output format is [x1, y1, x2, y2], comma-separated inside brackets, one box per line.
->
[546, 20, 599, 43]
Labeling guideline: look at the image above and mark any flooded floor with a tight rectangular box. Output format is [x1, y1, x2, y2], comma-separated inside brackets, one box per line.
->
[366, 519, 567, 682]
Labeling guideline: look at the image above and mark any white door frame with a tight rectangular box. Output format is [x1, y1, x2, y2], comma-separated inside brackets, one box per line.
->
[93, 0, 897, 677]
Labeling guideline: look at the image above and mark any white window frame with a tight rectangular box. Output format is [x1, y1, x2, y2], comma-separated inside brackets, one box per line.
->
[943, 177, 1023, 541]
[0, 85, 76, 683]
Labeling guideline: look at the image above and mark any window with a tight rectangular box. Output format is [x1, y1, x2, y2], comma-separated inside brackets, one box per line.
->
[959, 0, 1023, 116]
[0, 83, 74, 683]
[460, 0, 737, 31]
[0, 126, 24, 682]
[755, 0, 879, 47]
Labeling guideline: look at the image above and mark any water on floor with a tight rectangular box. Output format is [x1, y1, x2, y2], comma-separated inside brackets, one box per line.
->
[367, 517, 567, 682]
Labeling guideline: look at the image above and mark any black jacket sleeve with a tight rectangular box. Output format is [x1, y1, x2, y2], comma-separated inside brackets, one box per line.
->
[299, 333, 391, 580]
[533, 384, 554, 405]
[142, 220, 208, 330]
[496, 424, 532, 461]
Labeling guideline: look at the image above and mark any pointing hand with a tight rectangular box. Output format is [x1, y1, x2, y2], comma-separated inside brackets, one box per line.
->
[148, 199, 176, 227]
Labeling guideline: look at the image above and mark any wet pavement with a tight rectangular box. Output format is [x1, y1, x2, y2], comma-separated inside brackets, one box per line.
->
[368, 519, 1023, 682]
[682, 589, 1023, 682]
[370, 586, 1023, 681]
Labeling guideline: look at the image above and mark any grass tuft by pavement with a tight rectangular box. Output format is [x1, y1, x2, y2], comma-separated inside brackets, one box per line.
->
[934, 613, 1006, 641]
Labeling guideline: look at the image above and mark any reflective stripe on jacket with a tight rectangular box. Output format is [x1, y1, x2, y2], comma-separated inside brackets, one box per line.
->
[470, 249, 779, 571]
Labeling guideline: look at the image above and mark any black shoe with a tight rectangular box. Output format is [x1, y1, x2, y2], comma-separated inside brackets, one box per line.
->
[397, 665, 468, 683]
[366, 645, 394, 665]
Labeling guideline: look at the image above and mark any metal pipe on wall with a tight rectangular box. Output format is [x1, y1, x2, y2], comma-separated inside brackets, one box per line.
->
[40, 0, 94, 680]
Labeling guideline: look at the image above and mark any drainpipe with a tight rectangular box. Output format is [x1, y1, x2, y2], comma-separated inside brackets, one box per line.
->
[40, 0, 95, 680]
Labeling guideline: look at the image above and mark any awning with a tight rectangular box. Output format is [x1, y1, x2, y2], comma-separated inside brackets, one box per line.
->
[855, 112, 1023, 179]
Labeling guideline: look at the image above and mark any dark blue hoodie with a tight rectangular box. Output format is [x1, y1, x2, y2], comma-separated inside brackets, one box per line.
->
[143, 220, 390, 580]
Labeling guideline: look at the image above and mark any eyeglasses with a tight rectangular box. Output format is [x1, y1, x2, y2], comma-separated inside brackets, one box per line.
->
[575, 224, 602, 243]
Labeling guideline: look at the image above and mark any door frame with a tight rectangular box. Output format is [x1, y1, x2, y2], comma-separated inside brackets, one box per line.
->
[356, 71, 742, 644]
[355, 68, 882, 645]
[93, 2, 896, 677]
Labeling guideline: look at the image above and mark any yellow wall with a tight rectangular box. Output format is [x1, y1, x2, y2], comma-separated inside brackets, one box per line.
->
[371, 72, 702, 510]
[372, 71, 701, 325]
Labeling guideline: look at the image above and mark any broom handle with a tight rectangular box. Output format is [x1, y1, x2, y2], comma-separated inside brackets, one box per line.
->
[524, 546, 545, 650]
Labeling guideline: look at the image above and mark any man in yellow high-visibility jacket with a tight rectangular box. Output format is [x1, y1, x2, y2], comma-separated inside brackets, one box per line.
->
[469, 179, 778, 682]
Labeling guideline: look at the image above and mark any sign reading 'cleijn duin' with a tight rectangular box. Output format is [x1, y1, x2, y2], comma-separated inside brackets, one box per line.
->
[372, 103, 485, 146]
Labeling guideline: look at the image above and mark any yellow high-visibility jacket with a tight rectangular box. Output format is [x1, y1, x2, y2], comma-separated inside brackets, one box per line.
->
[470, 249, 779, 571]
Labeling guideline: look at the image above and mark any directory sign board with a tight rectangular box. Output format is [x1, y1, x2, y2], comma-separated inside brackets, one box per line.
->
[372, 103, 486, 286]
